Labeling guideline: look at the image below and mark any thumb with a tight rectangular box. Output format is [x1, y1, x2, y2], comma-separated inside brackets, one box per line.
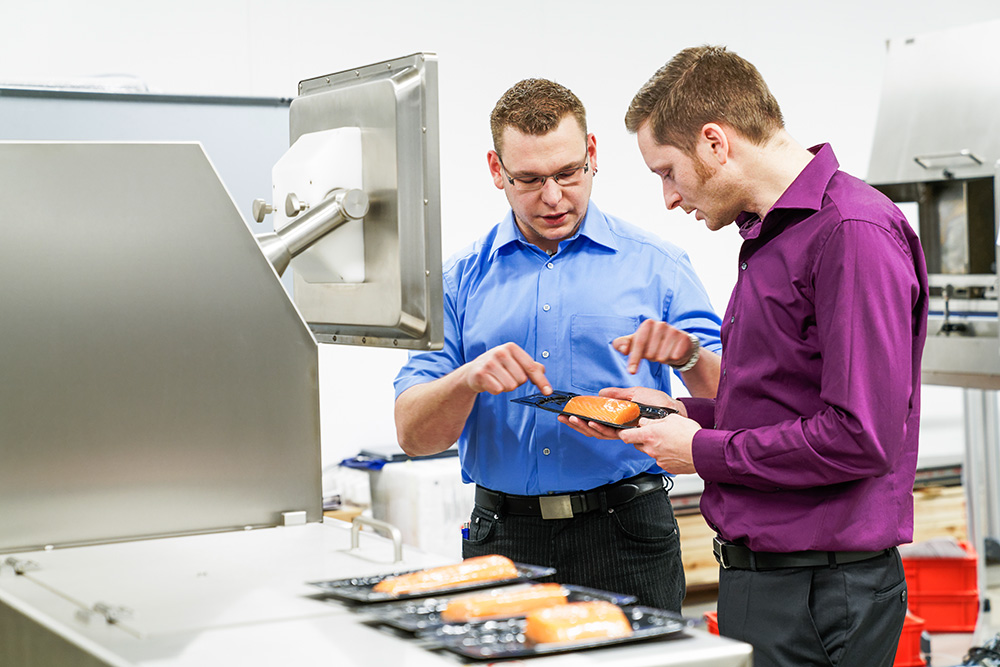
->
[618, 426, 643, 446]
[611, 335, 631, 354]
[598, 387, 635, 401]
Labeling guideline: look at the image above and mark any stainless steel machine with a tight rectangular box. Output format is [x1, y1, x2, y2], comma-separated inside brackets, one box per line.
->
[253, 53, 443, 351]
[0, 54, 751, 666]
[867, 19, 1000, 632]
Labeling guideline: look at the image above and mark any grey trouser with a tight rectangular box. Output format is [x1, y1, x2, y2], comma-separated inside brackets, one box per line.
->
[718, 547, 907, 667]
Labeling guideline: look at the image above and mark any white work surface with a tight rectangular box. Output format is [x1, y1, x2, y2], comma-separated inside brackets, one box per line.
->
[0, 520, 751, 666]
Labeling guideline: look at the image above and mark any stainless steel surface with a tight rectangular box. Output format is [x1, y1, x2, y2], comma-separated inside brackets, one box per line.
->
[0, 141, 322, 554]
[256, 187, 370, 276]
[867, 20, 1000, 186]
[965, 389, 1000, 640]
[289, 52, 443, 350]
[0, 522, 752, 666]
[350, 515, 403, 563]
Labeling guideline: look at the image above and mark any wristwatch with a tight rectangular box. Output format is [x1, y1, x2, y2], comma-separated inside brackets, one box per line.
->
[671, 332, 701, 372]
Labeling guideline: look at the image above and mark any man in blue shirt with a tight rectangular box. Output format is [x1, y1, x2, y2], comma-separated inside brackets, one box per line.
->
[393, 78, 722, 612]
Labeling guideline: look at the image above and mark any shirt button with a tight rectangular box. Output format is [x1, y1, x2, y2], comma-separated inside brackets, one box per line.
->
[543, 304, 551, 312]
[542, 448, 551, 456]
[546, 262, 554, 269]
[741, 262, 748, 270]
[541, 350, 550, 359]
[730, 316, 735, 323]
[723, 369, 727, 376]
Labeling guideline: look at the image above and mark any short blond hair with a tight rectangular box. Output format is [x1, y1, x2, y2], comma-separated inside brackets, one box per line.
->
[625, 45, 783, 153]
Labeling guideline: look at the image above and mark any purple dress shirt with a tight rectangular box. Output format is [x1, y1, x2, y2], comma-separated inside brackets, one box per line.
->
[684, 144, 929, 552]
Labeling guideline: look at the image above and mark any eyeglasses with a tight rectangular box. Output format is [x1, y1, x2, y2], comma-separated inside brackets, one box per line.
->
[498, 153, 590, 192]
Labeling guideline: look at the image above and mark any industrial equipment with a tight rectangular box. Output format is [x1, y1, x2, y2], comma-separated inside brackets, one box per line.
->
[254, 53, 443, 351]
[867, 19, 1000, 637]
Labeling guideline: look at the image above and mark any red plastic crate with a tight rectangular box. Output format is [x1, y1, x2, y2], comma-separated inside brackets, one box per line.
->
[908, 591, 979, 633]
[901, 540, 979, 632]
[901, 540, 977, 595]
[895, 612, 926, 667]
[704, 610, 718, 635]
[703, 609, 926, 667]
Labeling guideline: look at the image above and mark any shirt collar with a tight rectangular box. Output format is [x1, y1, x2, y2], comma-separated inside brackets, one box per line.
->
[487, 200, 619, 261]
[736, 143, 839, 240]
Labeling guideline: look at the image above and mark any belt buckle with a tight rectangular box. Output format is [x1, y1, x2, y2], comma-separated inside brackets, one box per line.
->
[713, 536, 731, 569]
[539, 495, 574, 520]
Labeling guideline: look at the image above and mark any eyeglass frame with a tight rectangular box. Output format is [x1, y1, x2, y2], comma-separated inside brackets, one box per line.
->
[496, 151, 591, 192]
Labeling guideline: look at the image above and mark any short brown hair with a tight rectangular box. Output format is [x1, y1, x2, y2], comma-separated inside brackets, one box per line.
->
[490, 78, 587, 156]
[625, 45, 784, 153]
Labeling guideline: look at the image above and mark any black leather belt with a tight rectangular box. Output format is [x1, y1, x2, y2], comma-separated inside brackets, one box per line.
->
[475, 473, 666, 520]
[713, 536, 890, 571]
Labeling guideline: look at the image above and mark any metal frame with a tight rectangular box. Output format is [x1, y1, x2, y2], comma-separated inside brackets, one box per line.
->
[287, 53, 443, 350]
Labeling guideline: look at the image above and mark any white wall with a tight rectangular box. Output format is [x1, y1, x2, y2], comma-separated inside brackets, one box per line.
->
[4, 0, 995, 468]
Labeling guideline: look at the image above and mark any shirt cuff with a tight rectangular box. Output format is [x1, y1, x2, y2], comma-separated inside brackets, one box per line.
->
[679, 397, 715, 428]
[691, 427, 739, 485]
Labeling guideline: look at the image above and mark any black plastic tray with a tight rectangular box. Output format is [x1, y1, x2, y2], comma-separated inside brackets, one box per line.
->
[511, 390, 676, 430]
[417, 604, 693, 660]
[359, 583, 637, 633]
[307, 562, 556, 604]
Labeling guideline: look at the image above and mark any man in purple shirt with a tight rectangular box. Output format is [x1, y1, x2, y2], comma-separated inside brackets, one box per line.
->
[563, 46, 928, 666]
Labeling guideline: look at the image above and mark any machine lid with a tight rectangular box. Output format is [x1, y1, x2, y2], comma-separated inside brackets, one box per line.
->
[867, 20, 1000, 186]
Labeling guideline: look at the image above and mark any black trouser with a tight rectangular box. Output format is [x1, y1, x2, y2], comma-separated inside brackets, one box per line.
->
[717, 547, 907, 667]
[462, 484, 685, 612]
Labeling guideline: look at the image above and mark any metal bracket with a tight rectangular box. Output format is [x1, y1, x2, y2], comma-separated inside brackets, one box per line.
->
[281, 510, 307, 526]
[92, 602, 133, 624]
[350, 515, 403, 563]
[3, 557, 40, 575]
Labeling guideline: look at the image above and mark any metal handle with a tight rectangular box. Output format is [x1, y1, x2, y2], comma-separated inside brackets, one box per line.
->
[913, 150, 983, 170]
[255, 187, 369, 276]
[350, 515, 403, 563]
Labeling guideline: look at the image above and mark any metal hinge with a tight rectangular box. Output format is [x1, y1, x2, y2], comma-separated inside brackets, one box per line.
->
[3, 557, 40, 575]
[91, 602, 133, 624]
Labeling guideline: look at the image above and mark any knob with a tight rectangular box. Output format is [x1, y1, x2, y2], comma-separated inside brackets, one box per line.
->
[251, 199, 273, 223]
[285, 192, 308, 218]
[340, 188, 370, 220]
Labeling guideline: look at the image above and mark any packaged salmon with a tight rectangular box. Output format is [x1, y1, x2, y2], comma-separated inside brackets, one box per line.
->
[524, 601, 633, 644]
[511, 390, 675, 430]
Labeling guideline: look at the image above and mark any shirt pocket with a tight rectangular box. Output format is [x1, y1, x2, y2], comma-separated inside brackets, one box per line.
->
[570, 314, 642, 393]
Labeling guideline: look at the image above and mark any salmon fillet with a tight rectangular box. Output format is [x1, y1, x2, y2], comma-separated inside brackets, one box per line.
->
[372, 554, 518, 596]
[440, 583, 568, 623]
[563, 395, 640, 425]
[524, 600, 634, 644]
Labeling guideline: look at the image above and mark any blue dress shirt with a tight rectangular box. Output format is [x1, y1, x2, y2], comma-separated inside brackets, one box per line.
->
[394, 201, 722, 495]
